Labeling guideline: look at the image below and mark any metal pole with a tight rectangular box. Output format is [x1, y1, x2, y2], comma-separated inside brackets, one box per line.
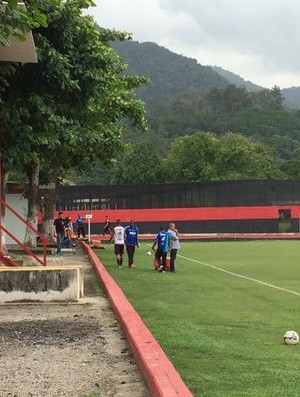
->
[85, 213, 92, 243]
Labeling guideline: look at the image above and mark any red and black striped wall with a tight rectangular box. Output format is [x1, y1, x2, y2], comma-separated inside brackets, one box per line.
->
[54, 205, 300, 234]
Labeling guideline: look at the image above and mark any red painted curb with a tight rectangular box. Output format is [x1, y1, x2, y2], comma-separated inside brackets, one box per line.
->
[82, 242, 194, 397]
[93, 233, 300, 242]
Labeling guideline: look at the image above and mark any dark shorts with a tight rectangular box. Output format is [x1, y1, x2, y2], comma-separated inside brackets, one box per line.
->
[114, 244, 124, 255]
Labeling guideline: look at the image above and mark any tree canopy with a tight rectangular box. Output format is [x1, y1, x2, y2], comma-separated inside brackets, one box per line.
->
[0, 0, 148, 242]
[113, 142, 161, 184]
[0, 0, 48, 46]
[1, 0, 147, 178]
[161, 131, 284, 182]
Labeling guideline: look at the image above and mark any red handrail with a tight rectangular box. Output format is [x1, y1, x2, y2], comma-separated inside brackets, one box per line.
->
[0, 197, 48, 266]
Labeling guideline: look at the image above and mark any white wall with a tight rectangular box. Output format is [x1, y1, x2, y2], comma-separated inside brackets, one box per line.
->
[3, 193, 28, 245]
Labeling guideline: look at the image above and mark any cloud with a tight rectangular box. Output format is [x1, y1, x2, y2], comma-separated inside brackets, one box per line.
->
[86, 0, 300, 88]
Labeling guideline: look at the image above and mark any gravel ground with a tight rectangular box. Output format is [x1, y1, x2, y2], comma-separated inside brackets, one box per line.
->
[0, 245, 150, 397]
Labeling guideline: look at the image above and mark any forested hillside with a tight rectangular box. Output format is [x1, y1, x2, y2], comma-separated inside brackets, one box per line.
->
[112, 40, 228, 107]
[282, 86, 300, 109]
[113, 40, 300, 110]
[209, 65, 263, 93]
[70, 39, 300, 185]
[211, 66, 300, 109]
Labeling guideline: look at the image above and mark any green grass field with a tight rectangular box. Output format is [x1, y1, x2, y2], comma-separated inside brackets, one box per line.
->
[96, 240, 300, 397]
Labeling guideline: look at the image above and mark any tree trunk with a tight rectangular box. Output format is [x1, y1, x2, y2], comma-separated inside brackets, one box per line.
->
[24, 161, 40, 246]
[1, 171, 8, 218]
[1, 171, 9, 253]
[40, 185, 57, 242]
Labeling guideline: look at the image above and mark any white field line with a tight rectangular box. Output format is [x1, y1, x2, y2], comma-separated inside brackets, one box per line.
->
[178, 254, 300, 297]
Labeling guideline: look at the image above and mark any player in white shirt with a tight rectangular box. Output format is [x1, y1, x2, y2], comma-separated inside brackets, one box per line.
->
[114, 219, 125, 268]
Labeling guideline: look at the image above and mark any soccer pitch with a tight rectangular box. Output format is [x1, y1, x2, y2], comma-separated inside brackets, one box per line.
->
[98, 240, 300, 397]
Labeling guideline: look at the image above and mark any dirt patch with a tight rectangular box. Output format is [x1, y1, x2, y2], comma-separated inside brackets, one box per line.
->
[0, 245, 149, 397]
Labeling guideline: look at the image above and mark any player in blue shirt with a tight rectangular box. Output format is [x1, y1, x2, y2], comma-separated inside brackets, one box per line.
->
[152, 226, 168, 272]
[124, 220, 139, 268]
[76, 214, 86, 238]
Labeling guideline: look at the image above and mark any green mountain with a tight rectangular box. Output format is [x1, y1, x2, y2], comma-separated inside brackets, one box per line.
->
[209, 65, 263, 92]
[211, 66, 300, 109]
[69, 40, 300, 184]
[282, 86, 300, 109]
[112, 40, 229, 106]
[113, 40, 300, 109]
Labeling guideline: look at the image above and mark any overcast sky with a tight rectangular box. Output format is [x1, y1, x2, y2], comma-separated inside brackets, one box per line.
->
[85, 0, 300, 89]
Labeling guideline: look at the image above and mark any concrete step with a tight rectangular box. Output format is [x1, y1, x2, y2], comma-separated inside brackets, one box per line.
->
[7, 246, 54, 255]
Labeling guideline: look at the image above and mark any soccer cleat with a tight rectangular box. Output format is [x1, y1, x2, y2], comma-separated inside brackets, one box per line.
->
[128, 264, 136, 269]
